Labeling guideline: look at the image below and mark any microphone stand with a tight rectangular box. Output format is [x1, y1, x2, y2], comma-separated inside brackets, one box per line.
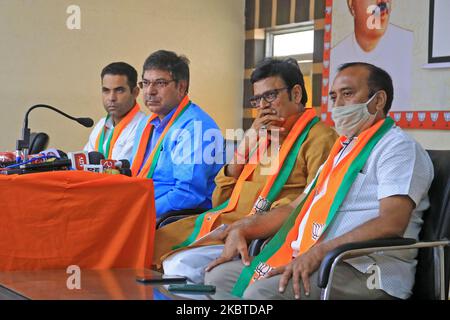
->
[16, 104, 93, 162]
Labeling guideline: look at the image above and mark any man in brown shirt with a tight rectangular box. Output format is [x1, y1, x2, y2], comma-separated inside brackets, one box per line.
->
[154, 58, 338, 283]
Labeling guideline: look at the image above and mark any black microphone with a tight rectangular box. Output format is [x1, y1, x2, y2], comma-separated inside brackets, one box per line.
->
[85, 152, 130, 176]
[76, 117, 95, 128]
[88, 151, 105, 165]
[119, 168, 132, 177]
[16, 104, 94, 161]
[2, 153, 73, 175]
[114, 159, 130, 169]
[100, 158, 130, 169]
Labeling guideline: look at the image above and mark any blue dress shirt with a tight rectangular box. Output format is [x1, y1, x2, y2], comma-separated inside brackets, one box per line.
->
[131, 102, 224, 217]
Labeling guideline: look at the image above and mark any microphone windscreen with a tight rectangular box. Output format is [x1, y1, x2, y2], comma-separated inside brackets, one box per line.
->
[56, 150, 68, 159]
[119, 168, 132, 177]
[77, 117, 94, 128]
[88, 151, 105, 165]
[0, 152, 16, 164]
[40, 149, 67, 159]
[117, 159, 130, 169]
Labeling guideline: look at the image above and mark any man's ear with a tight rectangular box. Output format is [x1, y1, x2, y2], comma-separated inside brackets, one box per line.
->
[132, 86, 140, 99]
[177, 80, 188, 96]
[375, 91, 387, 114]
[292, 84, 303, 105]
[347, 0, 355, 16]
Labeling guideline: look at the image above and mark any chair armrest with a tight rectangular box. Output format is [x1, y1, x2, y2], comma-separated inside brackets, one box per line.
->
[317, 237, 417, 288]
[156, 209, 205, 229]
[248, 238, 268, 256]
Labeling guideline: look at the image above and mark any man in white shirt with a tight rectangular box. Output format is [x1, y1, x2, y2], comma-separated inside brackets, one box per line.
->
[205, 62, 434, 300]
[330, 0, 413, 110]
[84, 62, 146, 161]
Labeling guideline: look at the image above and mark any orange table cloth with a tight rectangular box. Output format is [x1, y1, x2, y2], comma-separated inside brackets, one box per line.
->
[0, 171, 155, 271]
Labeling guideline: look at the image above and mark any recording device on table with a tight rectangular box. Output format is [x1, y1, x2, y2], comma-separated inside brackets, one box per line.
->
[135, 272, 216, 294]
[1, 149, 132, 176]
[167, 284, 216, 294]
[135, 273, 188, 285]
[0, 104, 131, 176]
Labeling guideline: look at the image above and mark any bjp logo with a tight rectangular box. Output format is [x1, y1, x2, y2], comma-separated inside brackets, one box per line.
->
[312, 222, 324, 241]
[253, 262, 273, 281]
[254, 196, 271, 214]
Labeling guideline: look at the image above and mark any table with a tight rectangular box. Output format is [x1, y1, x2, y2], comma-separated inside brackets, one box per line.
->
[0, 171, 156, 271]
[0, 268, 238, 300]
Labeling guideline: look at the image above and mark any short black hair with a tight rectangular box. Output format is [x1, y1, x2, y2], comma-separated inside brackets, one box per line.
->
[337, 62, 394, 114]
[142, 50, 190, 93]
[250, 57, 308, 105]
[101, 62, 138, 90]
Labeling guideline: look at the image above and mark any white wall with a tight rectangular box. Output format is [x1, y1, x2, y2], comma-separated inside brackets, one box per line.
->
[0, 0, 245, 152]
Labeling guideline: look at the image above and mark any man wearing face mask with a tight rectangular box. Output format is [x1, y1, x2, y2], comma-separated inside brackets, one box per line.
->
[154, 58, 337, 284]
[205, 62, 434, 300]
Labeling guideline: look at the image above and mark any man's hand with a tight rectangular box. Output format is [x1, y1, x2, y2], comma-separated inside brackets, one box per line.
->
[266, 244, 325, 299]
[226, 106, 284, 179]
[205, 227, 250, 272]
[251, 106, 285, 133]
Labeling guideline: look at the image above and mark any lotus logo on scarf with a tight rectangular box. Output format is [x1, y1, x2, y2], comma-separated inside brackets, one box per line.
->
[312, 222, 325, 241]
[254, 262, 273, 281]
[254, 196, 271, 214]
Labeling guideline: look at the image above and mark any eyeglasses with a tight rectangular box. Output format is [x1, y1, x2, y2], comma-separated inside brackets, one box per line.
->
[138, 79, 175, 89]
[249, 87, 289, 107]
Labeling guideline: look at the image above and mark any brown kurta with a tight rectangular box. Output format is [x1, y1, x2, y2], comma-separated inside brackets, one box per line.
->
[152, 121, 338, 268]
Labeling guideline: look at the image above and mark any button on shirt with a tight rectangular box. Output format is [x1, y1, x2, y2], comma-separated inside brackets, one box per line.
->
[84, 111, 146, 161]
[131, 103, 224, 217]
[291, 126, 434, 299]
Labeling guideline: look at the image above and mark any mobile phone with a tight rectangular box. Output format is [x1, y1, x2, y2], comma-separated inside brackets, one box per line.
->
[168, 284, 216, 294]
[136, 273, 187, 284]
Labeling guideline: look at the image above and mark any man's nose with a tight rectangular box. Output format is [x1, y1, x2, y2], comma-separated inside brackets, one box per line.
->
[144, 84, 158, 95]
[108, 92, 117, 101]
[257, 98, 270, 109]
[334, 95, 344, 107]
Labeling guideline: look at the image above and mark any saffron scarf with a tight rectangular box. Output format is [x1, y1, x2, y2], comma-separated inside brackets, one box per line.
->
[130, 95, 191, 178]
[95, 103, 141, 158]
[232, 117, 395, 297]
[174, 109, 320, 250]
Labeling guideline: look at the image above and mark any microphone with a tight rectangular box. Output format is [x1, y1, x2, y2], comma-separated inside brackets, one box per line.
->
[40, 148, 67, 159]
[1, 150, 131, 176]
[2, 149, 90, 174]
[100, 159, 131, 170]
[83, 151, 105, 173]
[2, 156, 73, 175]
[68, 151, 89, 170]
[100, 159, 131, 176]
[76, 118, 95, 128]
[118, 168, 132, 177]
[88, 151, 105, 165]
[16, 104, 94, 161]
[0, 152, 16, 168]
[84, 153, 131, 176]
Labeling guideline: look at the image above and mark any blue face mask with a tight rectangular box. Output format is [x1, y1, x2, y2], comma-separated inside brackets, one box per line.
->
[331, 92, 380, 137]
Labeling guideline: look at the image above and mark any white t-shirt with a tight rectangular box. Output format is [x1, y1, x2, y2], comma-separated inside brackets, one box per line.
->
[291, 126, 434, 299]
[84, 111, 146, 161]
[330, 24, 414, 111]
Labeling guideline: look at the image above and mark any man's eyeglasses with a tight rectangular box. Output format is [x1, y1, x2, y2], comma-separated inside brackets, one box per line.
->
[249, 87, 289, 107]
[138, 79, 175, 89]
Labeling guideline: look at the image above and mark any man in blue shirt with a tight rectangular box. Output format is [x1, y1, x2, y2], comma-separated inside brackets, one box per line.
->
[131, 50, 224, 218]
